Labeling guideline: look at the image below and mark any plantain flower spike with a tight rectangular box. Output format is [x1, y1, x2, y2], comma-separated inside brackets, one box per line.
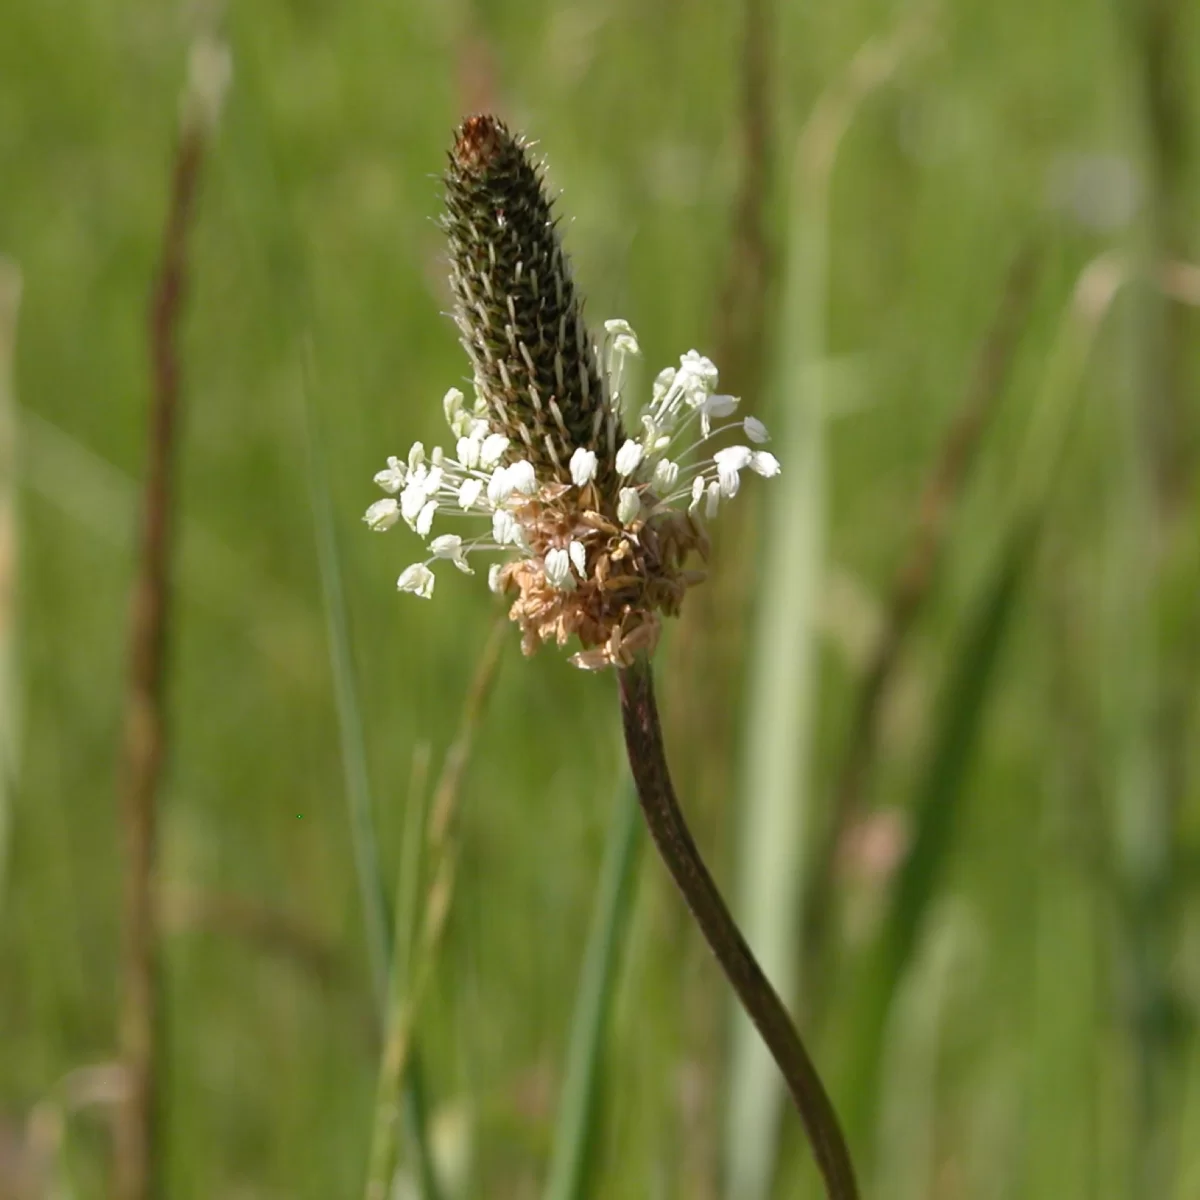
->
[366, 114, 779, 669]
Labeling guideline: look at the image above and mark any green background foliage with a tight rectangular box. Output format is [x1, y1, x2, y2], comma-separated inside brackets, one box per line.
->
[2, 0, 1198, 1196]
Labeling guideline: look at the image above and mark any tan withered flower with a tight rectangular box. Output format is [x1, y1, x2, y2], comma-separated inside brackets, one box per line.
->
[365, 115, 779, 669]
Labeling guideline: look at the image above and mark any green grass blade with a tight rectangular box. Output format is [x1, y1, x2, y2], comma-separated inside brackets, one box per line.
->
[0, 259, 20, 913]
[403, 1046, 444, 1200]
[724, 68, 833, 1200]
[1024, 800, 1103, 1200]
[543, 775, 642, 1200]
[1107, 14, 1193, 1173]
[364, 618, 504, 1200]
[726, 18, 930, 1197]
[874, 909, 969, 1200]
[841, 250, 1132, 1164]
[842, 522, 1034, 1145]
[303, 365, 391, 1011]
[726, 256, 825, 1200]
[303, 368, 442, 1199]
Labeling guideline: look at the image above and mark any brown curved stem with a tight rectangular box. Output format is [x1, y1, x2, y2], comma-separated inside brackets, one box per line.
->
[617, 654, 859, 1200]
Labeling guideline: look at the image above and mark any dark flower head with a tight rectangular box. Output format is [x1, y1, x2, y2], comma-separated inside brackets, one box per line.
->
[444, 115, 621, 498]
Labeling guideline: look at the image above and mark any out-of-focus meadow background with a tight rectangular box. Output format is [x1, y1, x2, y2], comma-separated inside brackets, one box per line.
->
[3, 0, 1200, 1197]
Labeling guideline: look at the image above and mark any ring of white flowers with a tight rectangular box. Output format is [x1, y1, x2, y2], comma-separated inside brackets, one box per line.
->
[366, 320, 780, 599]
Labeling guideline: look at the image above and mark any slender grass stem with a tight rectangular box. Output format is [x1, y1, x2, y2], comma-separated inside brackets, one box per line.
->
[364, 618, 506, 1200]
[617, 654, 858, 1200]
[1119, 3, 1192, 1189]
[114, 102, 207, 1200]
[543, 774, 642, 1200]
[0, 259, 21, 915]
[113, 43, 230, 1198]
[304, 362, 391, 1013]
[303, 362, 443, 1196]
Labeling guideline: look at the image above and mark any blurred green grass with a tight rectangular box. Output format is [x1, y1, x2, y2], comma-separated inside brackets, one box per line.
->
[2, 0, 1199, 1197]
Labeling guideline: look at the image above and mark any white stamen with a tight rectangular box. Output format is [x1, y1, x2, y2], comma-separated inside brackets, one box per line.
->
[569, 446, 598, 487]
[653, 459, 679, 490]
[617, 487, 641, 525]
[700, 393, 738, 437]
[458, 478, 483, 509]
[442, 389, 464, 426]
[457, 436, 481, 469]
[615, 439, 643, 478]
[415, 500, 437, 537]
[545, 547, 576, 591]
[363, 498, 399, 531]
[400, 483, 429, 526]
[486, 466, 513, 506]
[507, 459, 537, 495]
[480, 433, 510, 469]
[677, 350, 719, 400]
[652, 367, 676, 409]
[604, 318, 640, 352]
[493, 509, 517, 545]
[430, 534, 473, 574]
[744, 416, 770, 443]
[750, 451, 781, 477]
[397, 563, 435, 599]
[714, 445, 751, 497]
[373, 456, 406, 493]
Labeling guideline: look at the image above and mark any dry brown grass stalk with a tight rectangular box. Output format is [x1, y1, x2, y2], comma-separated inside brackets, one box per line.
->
[114, 40, 228, 1200]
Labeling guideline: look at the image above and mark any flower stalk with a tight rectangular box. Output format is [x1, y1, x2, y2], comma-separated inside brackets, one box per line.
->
[618, 654, 858, 1200]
